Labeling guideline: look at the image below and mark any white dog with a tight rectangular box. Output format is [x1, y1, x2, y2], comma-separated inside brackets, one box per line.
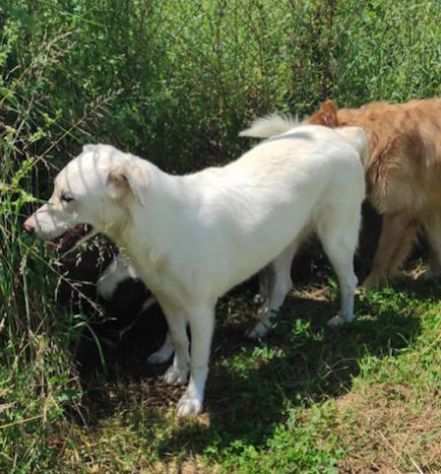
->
[24, 122, 366, 416]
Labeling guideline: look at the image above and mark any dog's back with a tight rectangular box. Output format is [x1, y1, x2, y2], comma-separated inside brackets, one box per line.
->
[175, 124, 365, 297]
[311, 98, 441, 214]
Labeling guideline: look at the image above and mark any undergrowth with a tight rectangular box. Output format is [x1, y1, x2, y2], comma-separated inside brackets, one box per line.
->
[1, 0, 441, 472]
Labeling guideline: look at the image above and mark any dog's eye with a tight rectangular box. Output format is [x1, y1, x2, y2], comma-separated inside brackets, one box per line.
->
[60, 192, 75, 203]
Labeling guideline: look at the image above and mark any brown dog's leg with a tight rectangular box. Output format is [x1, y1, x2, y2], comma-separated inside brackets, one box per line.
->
[422, 212, 441, 279]
[363, 213, 415, 289]
[388, 220, 418, 277]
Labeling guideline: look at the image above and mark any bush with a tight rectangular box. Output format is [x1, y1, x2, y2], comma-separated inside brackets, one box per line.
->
[1, 0, 440, 470]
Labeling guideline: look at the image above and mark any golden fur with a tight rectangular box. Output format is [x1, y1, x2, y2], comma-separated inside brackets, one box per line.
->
[309, 98, 441, 287]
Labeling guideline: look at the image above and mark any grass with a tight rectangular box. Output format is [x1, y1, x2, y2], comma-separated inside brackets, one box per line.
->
[3, 263, 439, 473]
[2, 1, 441, 471]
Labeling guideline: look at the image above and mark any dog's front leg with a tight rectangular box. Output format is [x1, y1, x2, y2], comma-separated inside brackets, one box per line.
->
[177, 304, 215, 417]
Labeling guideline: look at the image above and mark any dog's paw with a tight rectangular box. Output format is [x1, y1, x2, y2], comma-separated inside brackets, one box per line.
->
[147, 345, 174, 365]
[246, 322, 268, 340]
[362, 273, 383, 290]
[327, 314, 346, 327]
[176, 393, 203, 417]
[163, 365, 188, 385]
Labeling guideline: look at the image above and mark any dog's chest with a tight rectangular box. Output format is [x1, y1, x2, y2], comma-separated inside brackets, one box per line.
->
[132, 251, 193, 308]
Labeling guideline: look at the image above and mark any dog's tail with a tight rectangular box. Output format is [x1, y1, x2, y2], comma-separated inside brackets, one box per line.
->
[239, 113, 300, 139]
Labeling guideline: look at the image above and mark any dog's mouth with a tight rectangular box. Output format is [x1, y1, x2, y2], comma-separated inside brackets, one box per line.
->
[48, 224, 95, 253]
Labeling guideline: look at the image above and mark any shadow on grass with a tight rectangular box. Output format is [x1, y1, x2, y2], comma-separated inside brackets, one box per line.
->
[154, 284, 423, 456]
[70, 271, 427, 461]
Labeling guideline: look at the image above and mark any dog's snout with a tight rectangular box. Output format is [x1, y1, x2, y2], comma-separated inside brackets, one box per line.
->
[23, 217, 35, 234]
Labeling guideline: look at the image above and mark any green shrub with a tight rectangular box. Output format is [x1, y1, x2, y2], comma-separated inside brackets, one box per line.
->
[1, 0, 440, 471]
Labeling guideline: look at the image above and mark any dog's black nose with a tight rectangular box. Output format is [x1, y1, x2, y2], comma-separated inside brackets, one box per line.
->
[23, 218, 35, 234]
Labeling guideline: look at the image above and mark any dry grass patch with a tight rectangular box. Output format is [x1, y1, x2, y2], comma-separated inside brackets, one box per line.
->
[334, 383, 441, 473]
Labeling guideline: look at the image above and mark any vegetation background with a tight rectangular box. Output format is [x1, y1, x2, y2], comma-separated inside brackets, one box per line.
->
[1, 0, 441, 472]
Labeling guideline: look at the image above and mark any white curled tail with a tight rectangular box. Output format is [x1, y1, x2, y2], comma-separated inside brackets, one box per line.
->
[239, 113, 300, 139]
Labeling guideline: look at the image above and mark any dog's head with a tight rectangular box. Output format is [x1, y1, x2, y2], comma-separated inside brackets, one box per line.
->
[23, 144, 148, 244]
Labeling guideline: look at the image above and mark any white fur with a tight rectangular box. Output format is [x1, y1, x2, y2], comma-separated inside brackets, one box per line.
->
[97, 254, 139, 300]
[240, 113, 369, 165]
[25, 126, 366, 416]
[239, 113, 301, 139]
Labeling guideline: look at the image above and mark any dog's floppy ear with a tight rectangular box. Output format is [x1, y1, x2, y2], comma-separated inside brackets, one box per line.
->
[106, 163, 147, 206]
[309, 99, 338, 127]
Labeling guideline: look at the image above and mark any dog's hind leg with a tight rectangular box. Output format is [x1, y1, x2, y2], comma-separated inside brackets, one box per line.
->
[257, 264, 273, 305]
[177, 303, 216, 417]
[363, 213, 414, 289]
[317, 209, 359, 327]
[388, 220, 418, 277]
[247, 240, 299, 339]
[422, 212, 441, 279]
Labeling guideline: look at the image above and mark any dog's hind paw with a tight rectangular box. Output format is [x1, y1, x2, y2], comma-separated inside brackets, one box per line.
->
[362, 273, 383, 290]
[247, 322, 270, 339]
[177, 394, 203, 417]
[327, 314, 346, 327]
[163, 365, 188, 385]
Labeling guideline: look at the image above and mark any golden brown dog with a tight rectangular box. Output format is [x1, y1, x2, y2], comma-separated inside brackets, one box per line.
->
[309, 98, 441, 288]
